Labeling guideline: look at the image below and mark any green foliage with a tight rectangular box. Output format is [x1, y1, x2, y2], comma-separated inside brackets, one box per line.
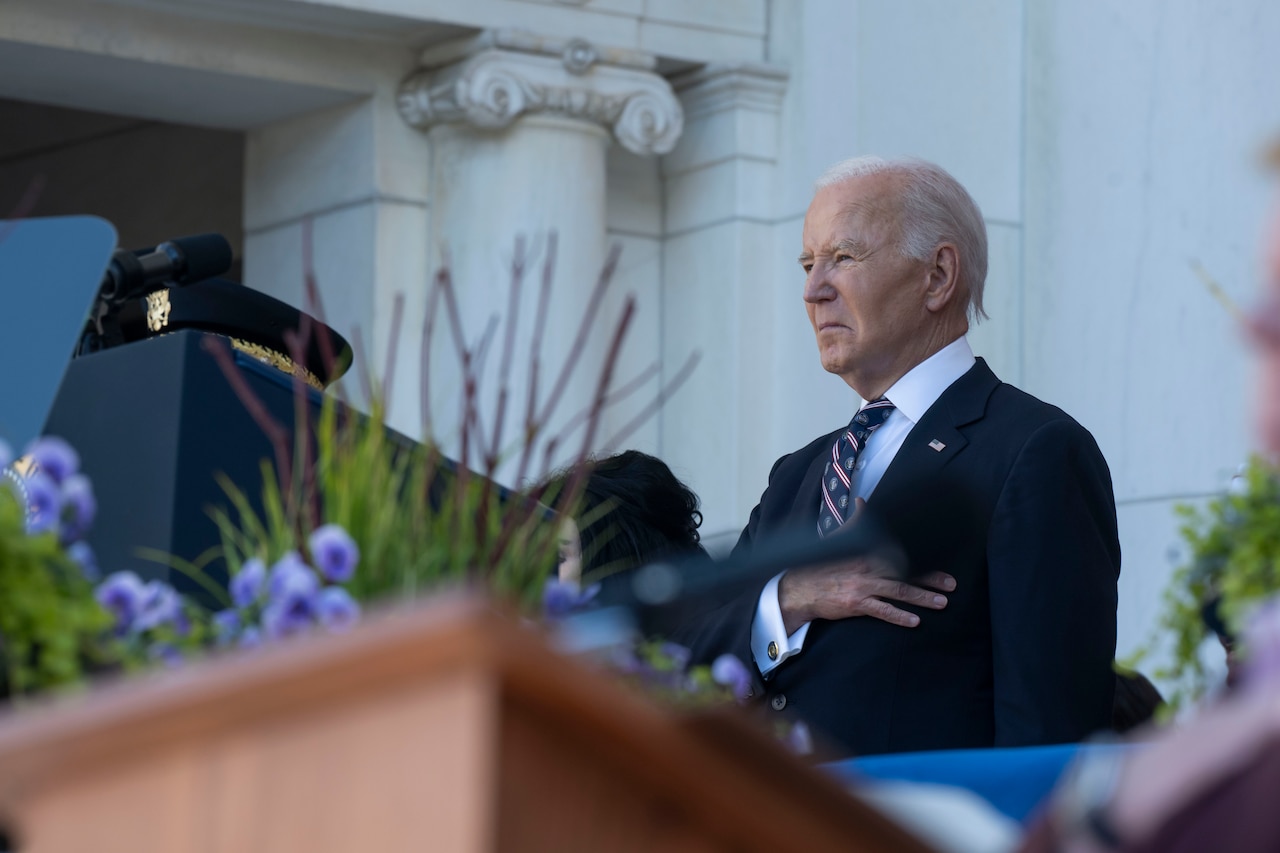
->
[1146, 456, 1280, 707]
[0, 485, 113, 697]
[211, 395, 567, 612]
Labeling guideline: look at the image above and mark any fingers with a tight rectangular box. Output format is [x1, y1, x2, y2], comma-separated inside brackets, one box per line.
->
[868, 577, 949, 610]
[918, 571, 957, 592]
[862, 597, 921, 628]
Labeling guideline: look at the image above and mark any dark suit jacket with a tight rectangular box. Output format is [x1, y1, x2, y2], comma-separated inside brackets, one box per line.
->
[687, 358, 1120, 758]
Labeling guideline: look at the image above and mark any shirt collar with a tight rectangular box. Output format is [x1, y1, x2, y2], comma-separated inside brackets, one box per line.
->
[873, 336, 976, 425]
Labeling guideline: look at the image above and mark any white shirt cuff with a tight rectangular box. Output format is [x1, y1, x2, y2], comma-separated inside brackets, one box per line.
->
[751, 572, 811, 676]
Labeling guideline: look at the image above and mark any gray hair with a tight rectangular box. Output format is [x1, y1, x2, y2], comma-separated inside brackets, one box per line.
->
[815, 156, 989, 323]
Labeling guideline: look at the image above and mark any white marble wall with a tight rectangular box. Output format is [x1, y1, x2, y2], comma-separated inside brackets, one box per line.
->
[1024, 0, 1280, 663]
[243, 87, 433, 435]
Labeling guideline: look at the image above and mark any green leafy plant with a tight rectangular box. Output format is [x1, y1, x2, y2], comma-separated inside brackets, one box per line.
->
[205, 230, 697, 613]
[1144, 455, 1280, 707]
[0, 482, 112, 696]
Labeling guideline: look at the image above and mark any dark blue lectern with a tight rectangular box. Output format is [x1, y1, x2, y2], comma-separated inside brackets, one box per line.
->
[43, 330, 328, 599]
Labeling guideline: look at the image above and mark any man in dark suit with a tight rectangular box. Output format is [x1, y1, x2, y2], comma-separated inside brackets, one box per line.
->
[690, 156, 1120, 758]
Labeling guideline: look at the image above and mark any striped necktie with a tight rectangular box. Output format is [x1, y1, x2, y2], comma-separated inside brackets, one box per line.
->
[818, 397, 895, 537]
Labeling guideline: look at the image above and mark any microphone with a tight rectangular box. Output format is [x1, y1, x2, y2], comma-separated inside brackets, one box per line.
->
[99, 233, 233, 303]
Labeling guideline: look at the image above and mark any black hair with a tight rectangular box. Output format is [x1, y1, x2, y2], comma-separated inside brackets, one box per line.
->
[545, 450, 706, 578]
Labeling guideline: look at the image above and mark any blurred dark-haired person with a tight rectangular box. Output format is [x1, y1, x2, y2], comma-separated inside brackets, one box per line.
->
[686, 155, 1120, 758]
[545, 450, 707, 590]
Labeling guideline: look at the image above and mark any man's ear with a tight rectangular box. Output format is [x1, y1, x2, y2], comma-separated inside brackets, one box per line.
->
[924, 243, 962, 314]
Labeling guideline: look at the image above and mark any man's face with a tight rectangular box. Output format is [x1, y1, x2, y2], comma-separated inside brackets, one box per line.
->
[800, 174, 934, 391]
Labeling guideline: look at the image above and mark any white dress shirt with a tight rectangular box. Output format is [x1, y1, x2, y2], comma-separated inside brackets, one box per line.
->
[751, 336, 977, 676]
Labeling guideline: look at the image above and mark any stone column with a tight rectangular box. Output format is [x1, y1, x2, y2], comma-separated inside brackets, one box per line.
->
[397, 30, 682, 484]
[658, 63, 789, 537]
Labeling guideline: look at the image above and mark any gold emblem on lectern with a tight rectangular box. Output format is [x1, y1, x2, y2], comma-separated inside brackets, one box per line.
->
[145, 288, 172, 332]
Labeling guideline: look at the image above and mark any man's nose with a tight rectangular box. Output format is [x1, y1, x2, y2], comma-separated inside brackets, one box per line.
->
[803, 263, 832, 304]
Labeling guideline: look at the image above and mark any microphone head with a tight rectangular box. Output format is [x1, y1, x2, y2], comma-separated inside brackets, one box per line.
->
[160, 233, 233, 284]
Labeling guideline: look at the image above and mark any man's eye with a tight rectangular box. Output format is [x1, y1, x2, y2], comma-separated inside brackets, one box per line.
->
[835, 253, 852, 263]
[802, 263, 813, 274]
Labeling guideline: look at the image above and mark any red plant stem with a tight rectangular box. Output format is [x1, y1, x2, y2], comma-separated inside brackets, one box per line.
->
[381, 291, 406, 409]
[603, 350, 702, 451]
[283, 324, 321, 537]
[488, 238, 527, 477]
[511, 234, 558, 494]
[547, 361, 661, 449]
[201, 336, 293, 499]
[573, 296, 634, 464]
[419, 268, 444, 440]
[535, 243, 622, 428]
[348, 325, 374, 411]
[300, 219, 346, 404]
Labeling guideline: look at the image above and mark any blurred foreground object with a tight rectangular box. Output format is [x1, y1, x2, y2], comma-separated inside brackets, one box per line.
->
[0, 595, 935, 853]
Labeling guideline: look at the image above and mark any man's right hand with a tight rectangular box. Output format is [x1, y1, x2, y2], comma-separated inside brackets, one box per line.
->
[777, 499, 955, 634]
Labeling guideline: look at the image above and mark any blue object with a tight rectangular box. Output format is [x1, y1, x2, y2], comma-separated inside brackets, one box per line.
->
[0, 215, 117, 450]
[827, 742, 1136, 824]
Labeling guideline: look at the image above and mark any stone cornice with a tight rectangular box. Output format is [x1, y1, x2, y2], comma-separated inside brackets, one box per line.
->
[398, 30, 683, 157]
[670, 62, 789, 120]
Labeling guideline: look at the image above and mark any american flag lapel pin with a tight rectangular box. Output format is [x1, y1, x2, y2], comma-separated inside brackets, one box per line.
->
[928, 439, 946, 452]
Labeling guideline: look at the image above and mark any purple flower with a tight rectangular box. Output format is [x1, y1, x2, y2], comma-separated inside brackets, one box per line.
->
[1242, 596, 1280, 691]
[24, 436, 79, 485]
[785, 721, 814, 756]
[542, 579, 601, 620]
[149, 644, 184, 668]
[711, 654, 753, 701]
[58, 473, 96, 543]
[24, 471, 60, 534]
[315, 587, 361, 633]
[309, 524, 359, 583]
[239, 626, 262, 649]
[262, 595, 315, 640]
[0, 438, 11, 470]
[96, 572, 148, 632]
[230, 557, 267, 609]
[67, 541, 100, 582]
[268, 552, 319, 603]
[212, 609, 241, 645]
[134, 580, 182, 632]
[659, 642, 692, 673]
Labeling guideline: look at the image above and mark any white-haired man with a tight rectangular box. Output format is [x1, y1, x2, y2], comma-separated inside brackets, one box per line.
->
[690, 156, 1120, 758]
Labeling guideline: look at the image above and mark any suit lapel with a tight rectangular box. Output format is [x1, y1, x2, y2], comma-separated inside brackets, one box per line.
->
[870, 358, 1000, 509]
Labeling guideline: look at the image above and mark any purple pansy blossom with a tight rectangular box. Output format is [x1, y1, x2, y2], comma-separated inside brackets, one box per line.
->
[710, 654, 753, 702]
[24, 471, 60, 534]
[542, 579, 601, 620]
[268, 552, 319, 603]
[315, 587, 361, 633]
[134, 580, 182, 632]
[239, 626, 262, 649]
[212, 609, 241, 645]
[261, 595, 316, 640]
[1242, 596, 1280, 691]
[659, 641, 692, 673]
[96, 571, 148, 633]
[309, 524, 359, 583]
[230, 557, 267, 609]
[149, 643, 184, 668]
[0, 438, 11, 471]
[58, 473, 96, 543]
[24, 436, 79, 485]
[67, 541, 100, 582]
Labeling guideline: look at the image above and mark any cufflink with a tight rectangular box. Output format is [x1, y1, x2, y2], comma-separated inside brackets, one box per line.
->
[767, 641, 779, 660]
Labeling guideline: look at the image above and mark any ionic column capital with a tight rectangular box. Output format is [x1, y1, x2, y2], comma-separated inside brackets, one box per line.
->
[396, 29, 684, 157]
